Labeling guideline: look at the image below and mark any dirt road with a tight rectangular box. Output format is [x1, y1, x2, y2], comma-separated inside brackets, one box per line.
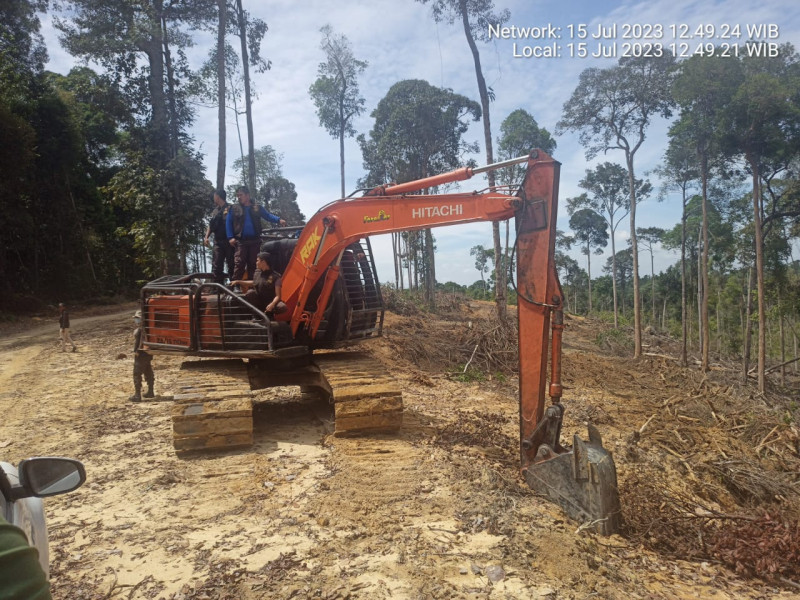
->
[0, 305, 795, 599]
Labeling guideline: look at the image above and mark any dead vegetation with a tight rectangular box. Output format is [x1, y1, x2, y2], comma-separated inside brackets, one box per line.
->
[389, 293, 800, 589]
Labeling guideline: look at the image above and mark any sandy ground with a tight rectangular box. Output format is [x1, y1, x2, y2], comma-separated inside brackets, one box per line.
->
[0, 303, 797, 599]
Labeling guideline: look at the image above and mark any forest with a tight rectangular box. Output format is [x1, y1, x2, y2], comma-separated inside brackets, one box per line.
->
[2, 0, 799, 392]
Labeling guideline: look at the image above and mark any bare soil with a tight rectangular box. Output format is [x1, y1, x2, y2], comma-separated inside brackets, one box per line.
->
[1, 300, 798, 599]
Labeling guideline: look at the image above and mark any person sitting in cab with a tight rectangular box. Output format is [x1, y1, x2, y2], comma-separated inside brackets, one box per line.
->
[231, 252, 287, 318]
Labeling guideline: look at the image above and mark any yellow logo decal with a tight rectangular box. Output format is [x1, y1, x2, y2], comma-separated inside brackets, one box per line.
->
[363, 209, 391, 224]
[300, 226, 322, 264]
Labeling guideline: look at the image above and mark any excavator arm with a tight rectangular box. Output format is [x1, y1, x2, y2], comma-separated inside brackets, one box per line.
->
[280, 151, 620, 533]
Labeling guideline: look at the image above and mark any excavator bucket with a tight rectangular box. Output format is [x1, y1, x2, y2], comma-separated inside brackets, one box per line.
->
[523, 425, 621, 535]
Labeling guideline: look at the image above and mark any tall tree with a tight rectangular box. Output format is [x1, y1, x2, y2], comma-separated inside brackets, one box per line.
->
[358, 79, 480, 305]
[309, 25, 367, 198]
[232, 0, 269, 193]
[720, 43, 800, 393]
[637, 226, 666, 327]
[215, 0, 227, 189]
[416, 0, 511, 319]
[470, 244, 491, 299]
[496, 108, 556, 184]
[568, 163, 650, 326]
[558, 55, 676, 357]
[672, 54, 739, 371]
[657, 132, 699, 365]
[568, 208, 608, 313]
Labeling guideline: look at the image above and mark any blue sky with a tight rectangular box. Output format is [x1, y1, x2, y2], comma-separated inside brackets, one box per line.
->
[41, 0, 800, 286]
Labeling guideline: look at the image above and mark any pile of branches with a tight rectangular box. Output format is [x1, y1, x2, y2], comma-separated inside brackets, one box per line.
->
[457, 315, 519, 375]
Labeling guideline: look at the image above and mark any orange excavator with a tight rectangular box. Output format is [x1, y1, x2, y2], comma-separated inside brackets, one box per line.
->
[139, 150, 620, 534]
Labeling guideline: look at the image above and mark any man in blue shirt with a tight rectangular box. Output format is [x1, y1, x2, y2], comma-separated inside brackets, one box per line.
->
[226, 185, 286, 281]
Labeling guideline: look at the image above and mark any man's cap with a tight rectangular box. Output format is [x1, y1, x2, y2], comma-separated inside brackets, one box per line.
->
[58, 302, 65, 307]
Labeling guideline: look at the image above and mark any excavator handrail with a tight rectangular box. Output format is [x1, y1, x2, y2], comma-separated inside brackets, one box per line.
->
[141, 279, 275, 353]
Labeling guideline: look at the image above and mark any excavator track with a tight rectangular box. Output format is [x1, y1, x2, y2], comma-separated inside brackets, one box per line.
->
[170, 352, 401, 453]
[171, 359, 255, 453]
[312, 352, 402, 435]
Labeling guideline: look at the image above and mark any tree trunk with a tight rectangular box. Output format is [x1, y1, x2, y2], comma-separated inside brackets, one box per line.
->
[141, 39, 169, 159]
[339, 124, 345, 198]
[778, 298, 785, 386]
[750, 158, 766, 394]
[743, 266, 754, 385]
[716, 288, 722, 354]
[680, 186, 688, 366]
[627, 156, 642, 358]
[162, 18, 180, 160]
[700, 154, 710, 371]
[697, 230, 703, 355]
[650, 247, 655, 328]
[424, 228, 436, 307]
[392, 233, 400, 289]
[610, 228, 618, 328]
[457, 0, 505, 320]
[586, 246, 593, 314]
[236, 0, 256, 194]
[216, 0, 227, 190]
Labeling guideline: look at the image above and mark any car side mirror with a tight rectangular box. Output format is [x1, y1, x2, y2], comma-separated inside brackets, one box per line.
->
[18, 457, 86, 497]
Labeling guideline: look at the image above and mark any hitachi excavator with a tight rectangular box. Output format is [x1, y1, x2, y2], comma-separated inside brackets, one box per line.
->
[139, 150, 621, 534]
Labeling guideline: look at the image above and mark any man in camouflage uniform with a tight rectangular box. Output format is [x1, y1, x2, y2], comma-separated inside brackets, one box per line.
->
[129, 310, 154, 402]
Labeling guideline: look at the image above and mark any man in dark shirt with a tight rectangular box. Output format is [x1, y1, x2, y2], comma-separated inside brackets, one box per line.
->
[231, 252, 287, 317]
[203, 189, 234, 284]
[226, 186, 286, 281]
[58, 303, 77, 352]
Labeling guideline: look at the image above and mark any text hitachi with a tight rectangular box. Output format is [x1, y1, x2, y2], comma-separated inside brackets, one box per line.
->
[412, 204, 464, 219]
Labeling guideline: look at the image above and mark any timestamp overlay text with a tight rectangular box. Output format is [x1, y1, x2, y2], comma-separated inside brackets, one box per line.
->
[489, 22, 783, 59]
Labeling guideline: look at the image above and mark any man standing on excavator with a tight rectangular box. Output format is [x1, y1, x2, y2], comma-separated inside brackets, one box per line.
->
[203, 189, 234, 284]
[226, 186, 286, 282]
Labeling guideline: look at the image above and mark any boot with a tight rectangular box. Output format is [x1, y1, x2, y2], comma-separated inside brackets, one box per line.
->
[143, 385, 155, 399]
[129, 385, 142, 402]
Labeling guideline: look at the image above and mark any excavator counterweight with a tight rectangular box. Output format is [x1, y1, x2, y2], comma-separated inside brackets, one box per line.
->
[139, 150, 621, 534]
